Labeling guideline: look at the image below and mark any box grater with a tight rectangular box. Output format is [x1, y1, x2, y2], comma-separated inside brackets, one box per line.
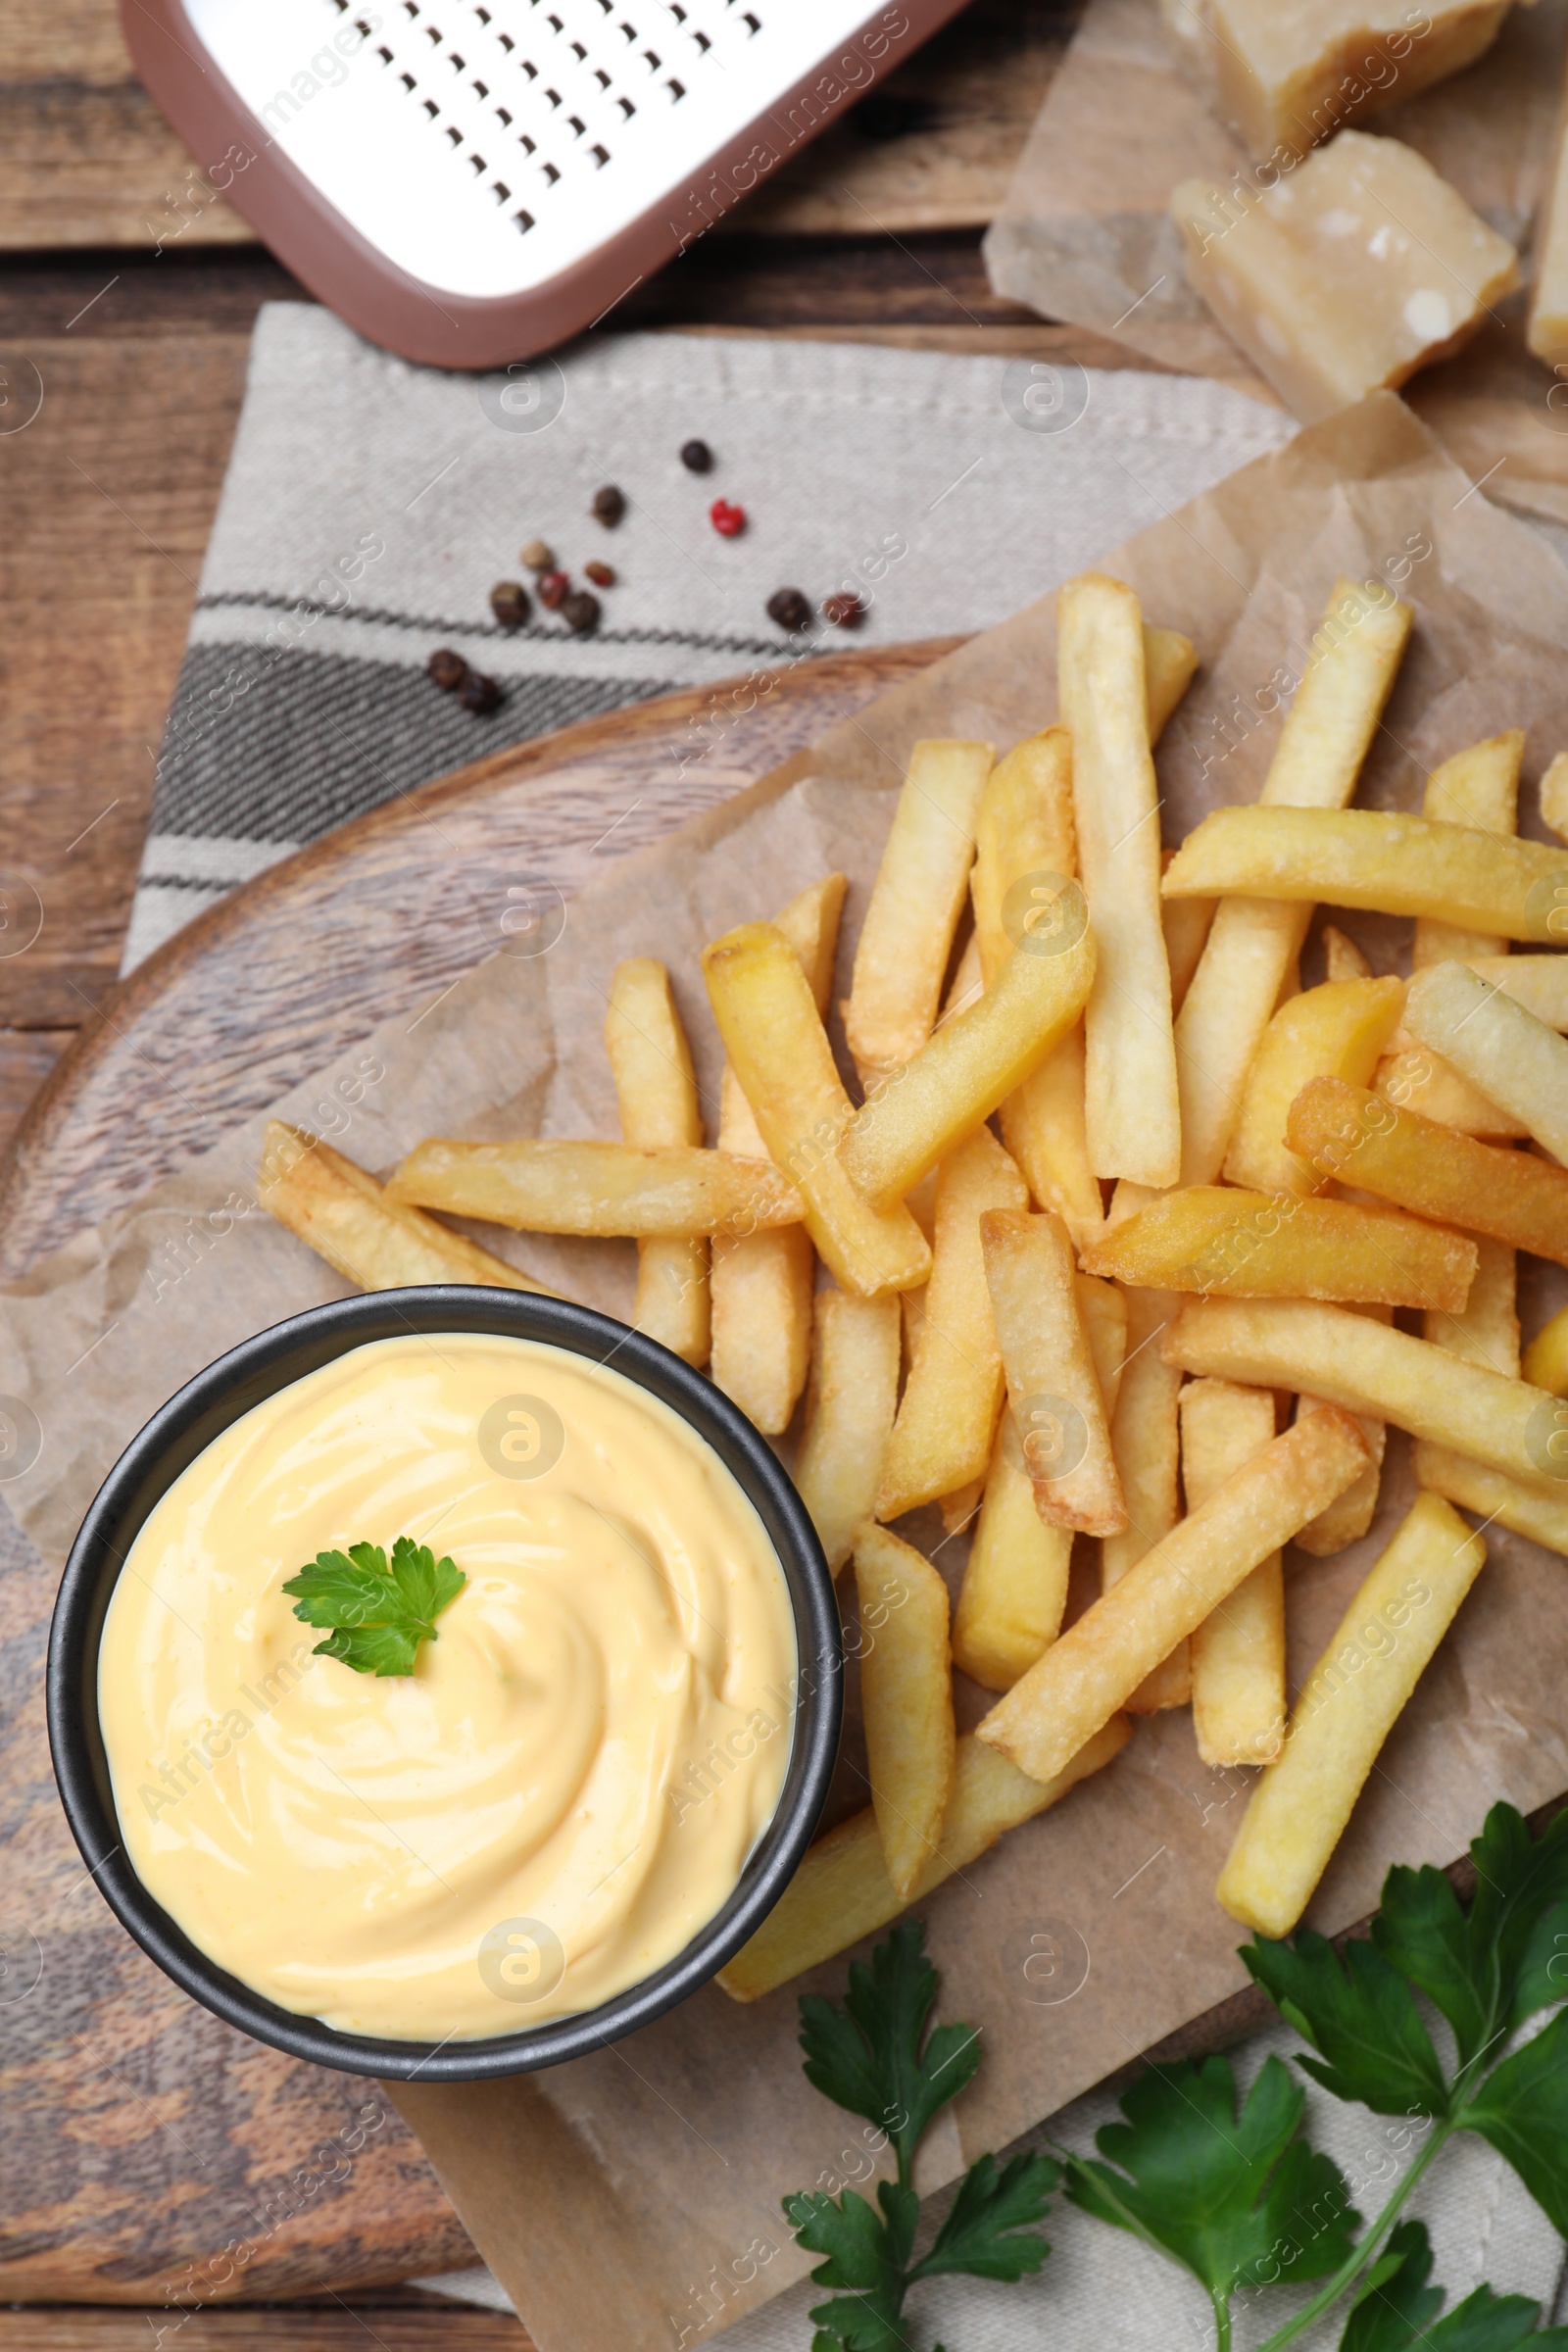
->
[123, 0, 968, 368]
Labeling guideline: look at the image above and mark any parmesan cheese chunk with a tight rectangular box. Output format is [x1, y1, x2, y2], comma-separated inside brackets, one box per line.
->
[1173, 131, 1519, 423]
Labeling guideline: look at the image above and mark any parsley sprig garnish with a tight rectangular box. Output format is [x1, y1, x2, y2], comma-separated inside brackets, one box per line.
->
[283, 1537, 466, 1676]
[783, 1922, 1055, 2352]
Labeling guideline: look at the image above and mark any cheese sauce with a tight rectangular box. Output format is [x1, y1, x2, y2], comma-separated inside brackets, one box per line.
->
[98, 1333, 798, 2039]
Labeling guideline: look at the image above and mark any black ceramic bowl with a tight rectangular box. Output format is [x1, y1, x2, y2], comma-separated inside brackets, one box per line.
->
[48, 1286, 841, 2081]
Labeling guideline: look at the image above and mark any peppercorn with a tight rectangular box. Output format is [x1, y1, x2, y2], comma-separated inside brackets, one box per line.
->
[538, 569, 568, 610]
[766, 587, 811, 633]
[591, 485, 625, 526]
[427, 648, 467, 690]
[584, 560, 615, 588]
[520, 538, 554, 572]
[562, 589, 601, 634]
[461, 670, 503, 713]
[710, 498, 746, 538]
[822, 591, 865, 629]
[490, 580, 531, 629]
[680, 438, 713, 474]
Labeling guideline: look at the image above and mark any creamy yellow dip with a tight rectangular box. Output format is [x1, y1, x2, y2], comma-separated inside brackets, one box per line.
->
[98, 1333, 797, 2039]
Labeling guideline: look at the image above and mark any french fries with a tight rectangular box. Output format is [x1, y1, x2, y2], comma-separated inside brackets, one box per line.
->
[844, 739, 994, 1077]
[715, 1718, 1131, 2001]
[836, 906, 1097, 1210]
[1172, 579, 1412, 1184]
[1544, 750, 1568, 846]
[982, 1207, 1126, 1538]
[702, 921, 930, 1297]
[1181, 1380, 1285, 1768]
[1294, 1305, 1392, 1557]
[1076, 1273, 1129, 1419]
[854, 1525, 956, 1900]
[710, 875, 846, 1433]
[1222, 976, 1404, 1197]
[1163, 807, 1568, 942]
[875, 1128, 1028, 1519]
[1058, 573, 1181, 1188]
[1412, 731, 1523, 966]
[1285, 1079, 1568, 1270]
[1524, 1304, 1568, 1395]
[1163, 1295, 1568, 1500]
[1377, 956, 1568, 1137]
[261, 1123, 559, 1296]
[977, 1409, 1371, 1787]
[1101, 1286, 1190, 1713]
[1145, 625, 1200, 738]
[388, 1137, 803, 1238]
[1403, 959, 1568, 1165]
[1161, 861, 1216, 1014]
[1216, 1495, 1487, 1937]
[1000, 1037, 1103, 1254]
[794, 1291, 902, 1574]
[1083, 1185, 1477, 1312]
[953, 1417, 1073, 1690]
[1323, 926, 1372, 982]
[1425, 1237, 1520, 1379]
[605, 957, 710, 1365]
[1412, 1445, 1568, 1560]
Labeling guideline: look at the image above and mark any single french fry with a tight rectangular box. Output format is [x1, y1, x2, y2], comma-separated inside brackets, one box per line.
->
[845, 739, 994, 1076]
[1425, 1236, 1520, 1379]
[1286, 1078, 1568, 1271]
[1181, 1380, 1285, 1768]
[978, 1409, 1371, 1787]
[1376, 953, 1568, 1137]
[1323, 926, 1373, 983]
[1404, 959, 1568, 1165]
[1000, 1030, 1104, 1253]
[714, 872, 847, 1161]
[1294, 1304, 1392, 1557]
[715, 1717, 1131, 2000]
[1163, 807, 1568, 944]
[794, 1291, 902, 1575]
[606, 957, 710, 1365]
[1146, 625, 1200, 740]
[1172, 579, 1412, 1184]
[854, 1525, 956, 1900]
[1222, 977, 1404, 1197]
[1101, 1286, 1189, 1713]
[983, 1207, 1126, 1538]
[1413, 731, 1523, 966]
[953, 1417, 1074, 1690]
[1059, 572, 1181, 1188]
[1076, 1272, 1129, 1421]
[1413, 1444, 1568, 1558]
[1544, 751, 1568, 846]
[388, 1137, 802, 1238]
[1083, 1185, 1477, 1312]
[1524, 1303, 1568, 1396]
[261, 1123, 559, 1296]
[1161, 852, 1216, 1016]
[1216, 1495, 1487, 1937]
[837, 909, 1097, 1209]
[1162, 1295, 1568, 1500]
[702, 921, 930, 1297]
[939, 1477, 985, 1536]
[876, 1127, 1029, 1518]
[971, 727, 1076, 986]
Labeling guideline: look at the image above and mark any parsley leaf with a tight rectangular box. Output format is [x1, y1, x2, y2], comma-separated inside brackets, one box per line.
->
[798, 1920, 980, 2189]
[283, 1536, 466, 1676]
[909, 2150, 1056, 2283]
[1458, 2009, 1568, 2237]
[1240, 1930, 1451, 2120]
[1340, 2219, 1568, 2348]
[1064, 2053, 1357, 2320]
[786, 2182, 918, 2352]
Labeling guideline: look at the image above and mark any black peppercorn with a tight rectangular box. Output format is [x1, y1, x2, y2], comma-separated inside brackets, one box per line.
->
[427, 648, 467, 690]
[591, 484, 625, 526]
[562, 589, 601, 634]
[766, 587, 811, 633]
[460, 670, 503, 713]
[680, 439, 713, 474]
[490, 580, 531, 629]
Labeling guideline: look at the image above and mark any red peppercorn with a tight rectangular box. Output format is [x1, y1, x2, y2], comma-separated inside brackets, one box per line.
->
[822, 592, 865, 629]
[710, 499, 746, 538]
[538, 569, 568, 610]
[584, 560, 615, 588]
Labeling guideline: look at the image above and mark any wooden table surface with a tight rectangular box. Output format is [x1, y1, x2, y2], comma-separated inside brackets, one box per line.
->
[0, 4, 1146, 2343]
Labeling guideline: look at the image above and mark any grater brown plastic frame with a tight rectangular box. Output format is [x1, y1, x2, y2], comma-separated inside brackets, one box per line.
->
[121, 0, 971, 369]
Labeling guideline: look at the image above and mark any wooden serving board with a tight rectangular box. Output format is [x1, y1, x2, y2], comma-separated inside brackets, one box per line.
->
[0, 642, 951, 2306]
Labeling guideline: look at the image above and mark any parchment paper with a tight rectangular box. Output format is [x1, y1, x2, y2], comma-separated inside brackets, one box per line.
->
[985, 0, 1568, 525]
[7, 393, 1568, 2352]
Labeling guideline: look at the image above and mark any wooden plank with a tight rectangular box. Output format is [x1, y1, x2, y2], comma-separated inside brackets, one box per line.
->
[0, 2310, 528, 2350]
[0, 1031, 69, 1156]
[0, 1, 1080, 252]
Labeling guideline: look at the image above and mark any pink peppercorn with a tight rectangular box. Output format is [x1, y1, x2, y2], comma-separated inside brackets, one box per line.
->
[710, 499, 746, 538]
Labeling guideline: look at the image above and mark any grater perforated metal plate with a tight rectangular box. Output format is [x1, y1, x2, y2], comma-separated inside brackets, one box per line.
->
[123, 0, 967, 368]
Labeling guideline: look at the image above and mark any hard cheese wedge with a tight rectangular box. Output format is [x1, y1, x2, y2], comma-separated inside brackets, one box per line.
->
[1161, 0, 1510, 164]
[1173, 131, 1519, 423]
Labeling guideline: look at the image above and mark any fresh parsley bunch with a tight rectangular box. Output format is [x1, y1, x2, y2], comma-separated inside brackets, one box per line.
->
[283, 1535, 466, 1675]
[783, 1922, 1055, 2352]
